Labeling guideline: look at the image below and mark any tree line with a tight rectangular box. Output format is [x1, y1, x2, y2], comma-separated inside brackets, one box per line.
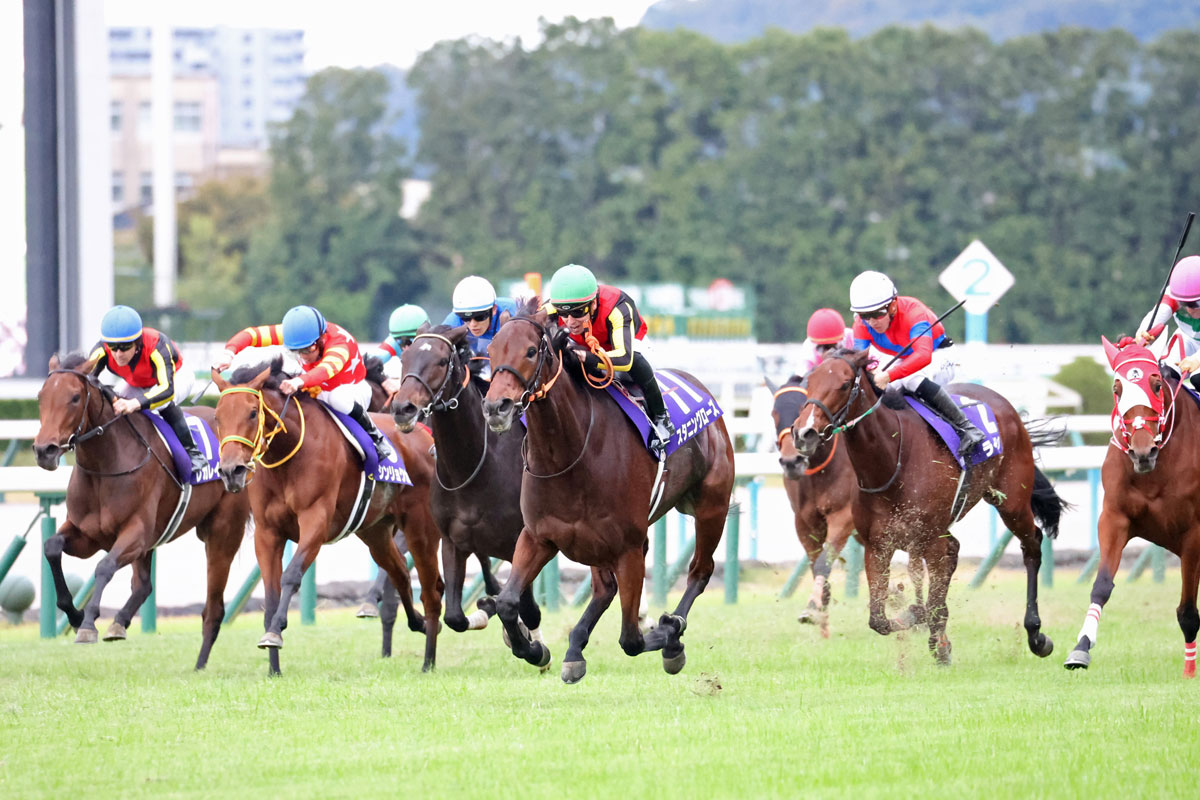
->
[160, 19, 1200, 344]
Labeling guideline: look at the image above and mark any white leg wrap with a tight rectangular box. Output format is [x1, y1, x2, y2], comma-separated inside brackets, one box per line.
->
[808, 574, 827, 606]
[1077, 602, 1102, 644]
[466, 609, 489, 630]
[530, 627, 544, 643]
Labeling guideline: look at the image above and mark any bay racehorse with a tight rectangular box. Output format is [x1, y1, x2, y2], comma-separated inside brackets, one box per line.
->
[390, 325, 544, 641]
[793, 348, 1068, 664]
[1065, 336, 1200, 676]
[32, 353, 251, 669]
[482, 299, 735, 683]
[212, 358, 443, 675]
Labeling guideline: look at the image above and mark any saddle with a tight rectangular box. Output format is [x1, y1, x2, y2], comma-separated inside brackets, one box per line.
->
[901, 392, 1002, 470]
[143, 411, 220, 485]
[604, 369, 724, 458]
[320, 403, 413, 486]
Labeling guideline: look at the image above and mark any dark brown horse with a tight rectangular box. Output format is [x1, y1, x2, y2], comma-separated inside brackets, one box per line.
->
[32, 353, 251, 669]
[1066, 337, 1200, 676]
[212, 358, 443, 675]
[390, 325, 544, 640]
[794, 348, 1068, 664]
[481, 300, 735, 683]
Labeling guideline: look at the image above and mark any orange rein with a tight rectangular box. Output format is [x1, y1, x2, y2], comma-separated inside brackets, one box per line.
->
[217, 386, 307, 471]
[581, 332, 615, 390]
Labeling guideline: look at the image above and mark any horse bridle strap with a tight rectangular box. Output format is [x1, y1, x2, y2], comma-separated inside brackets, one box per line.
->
[492, 317, 563, 408]
[403, 333, 472, 413]
[218, 387, 305, 469]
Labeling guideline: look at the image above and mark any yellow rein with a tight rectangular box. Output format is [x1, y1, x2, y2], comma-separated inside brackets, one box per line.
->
[218, 386, 307, 470]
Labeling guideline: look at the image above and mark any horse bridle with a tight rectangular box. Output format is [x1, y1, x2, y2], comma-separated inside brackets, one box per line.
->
[399, 333, 472, 415]
[217, 387, 302, 472]
[491, 317, 563, 412]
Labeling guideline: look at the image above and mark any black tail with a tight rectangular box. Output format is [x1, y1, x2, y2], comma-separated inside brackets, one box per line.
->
[1030, 467, 1071, 539]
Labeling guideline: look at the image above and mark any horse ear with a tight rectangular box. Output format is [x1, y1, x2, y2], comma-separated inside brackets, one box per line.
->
[48, 354, 60, 371]
[763, 376, 779, 395]
[497, 310, 511, 327]
[447, 325, 469, 345]
[416, 320, 432, 335]
[249, 365, 273, 390]
[1101, 335, 1120, 367]
[212, 367, 230, 392]
[1146, 330, 1170, 361]
[80, 354, 102, 374]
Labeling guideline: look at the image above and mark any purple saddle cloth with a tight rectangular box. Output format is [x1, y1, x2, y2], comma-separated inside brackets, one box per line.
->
[605, 370, 723, 457]
[903, 393, 1003, 470]
[322, 405, 413, 486]
[144, 411, 220, 485]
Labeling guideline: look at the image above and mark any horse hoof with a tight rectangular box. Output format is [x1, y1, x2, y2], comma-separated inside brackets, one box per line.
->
[663, 650, 687, 675]
[561, 660, 587, 684]
[933, 637, 952, 665]
[258, 632, 283, 649]
[355, 603, 379, 619]
[533, 641, 552, 669]
[476, 596, 497, 616]
[74, 628, 98, 645]
[895, 609, 918, 631]
[1064, 649, 1091, 670]
[659, 613, 687, 636]
[797, 609, 817, 625]
[102, 622, 127, 641]
[1033, 634, 1054, 658]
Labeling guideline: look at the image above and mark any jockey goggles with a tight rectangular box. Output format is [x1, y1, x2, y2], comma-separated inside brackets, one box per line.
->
[462, 310, 493, 323]
[859, 307, 890, 321]
[1181, 299, 1200, 310]
[556, 302, 592, 319]
[106, 341, 137, 352]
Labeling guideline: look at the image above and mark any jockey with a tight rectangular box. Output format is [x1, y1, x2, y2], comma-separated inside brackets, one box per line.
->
[850, 270, 985, 458]
[797, 307, 854, 375]
[211, 305, 396, 462]
[1137, 255, 1200, 387]
[378, 304, 430, 364]
[546, 263, 676, 456]
[442, 276, 521, 369]
[88, 305, 208, 475]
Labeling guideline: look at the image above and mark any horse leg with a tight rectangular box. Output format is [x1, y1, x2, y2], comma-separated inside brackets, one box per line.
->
[378, 576, 399, 658]
[517, 583, 543, 640]
[668, 501, 726, 623]
[795, 519, 828, 627]
[255, 526, 286, 676]
[42, 521, 97, 630]
[105, 551, 154, 641]
[923, 535, 959, 665]
[616, 547, 688, 671]
[194, 514, 243, 670]
[77, 524, 147, 644]
[907, 555, 926, 617]
[497, 529, 555, 669]
[561, 568, 618, 684]
[863, 539, 909, 635]
[361, 529, 416, 660]
[480, 556, 502, 596]
[1176, 542, 1200, 678]
[357, 531, 401, 619]
[403, 512, 444, 672]
[442, 543, 480, 633]
[1065, 513, 1128, 670]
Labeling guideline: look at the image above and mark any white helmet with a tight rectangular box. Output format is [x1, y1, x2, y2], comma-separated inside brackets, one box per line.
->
[849, 270, 897, 313]
[452, 275, 497, 314]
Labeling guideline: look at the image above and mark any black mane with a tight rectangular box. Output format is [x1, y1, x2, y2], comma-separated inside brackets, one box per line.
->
[57, 351, 93, 371]
[229, 356, 289, 389]
[363, 354, 386, 384]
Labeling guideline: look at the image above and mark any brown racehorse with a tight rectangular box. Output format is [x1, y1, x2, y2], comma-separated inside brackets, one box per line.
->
[32, 353, 250, 669]
[212, 358, 443, 675]
[793, 348, 1068, 664]
[1065, 337, 1200, 676]
[481, 299, 735, 683]
[390, 325, 544, 639]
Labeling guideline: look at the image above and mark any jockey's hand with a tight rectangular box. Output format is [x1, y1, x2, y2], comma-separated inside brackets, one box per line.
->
[1135, 329, 1156, 346]
[871, 370, 891, 391]
[382, 377, 402, 395]
[1181, 355, 1200, 376]
[279, 377, 305, 396]
[113, 398, 141, 416]
[211, 349, 236, 371]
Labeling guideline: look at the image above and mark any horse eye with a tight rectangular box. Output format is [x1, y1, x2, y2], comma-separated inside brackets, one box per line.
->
[71, 393, 80, 403]
[439, 358, 449, 367]
[250, 409, 258, 420]
[526, 346, 537, 358]
[842, 380, 853, 390]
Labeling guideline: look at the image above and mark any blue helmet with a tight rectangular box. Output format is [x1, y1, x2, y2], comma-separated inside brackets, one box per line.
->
[281, 305, 327, 350]
[100, 305, 143, 343]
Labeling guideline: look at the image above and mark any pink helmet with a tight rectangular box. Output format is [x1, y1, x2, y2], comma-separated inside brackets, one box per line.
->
[806, 308, 846, 345]
[1168, 255, 1200, 302]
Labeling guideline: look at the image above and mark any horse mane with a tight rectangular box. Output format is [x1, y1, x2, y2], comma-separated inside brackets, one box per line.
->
[514, 295, 544, 319]
[229, 356, 289, 390]
[57, 351, 93, 371]
[363, 354, 386, 384]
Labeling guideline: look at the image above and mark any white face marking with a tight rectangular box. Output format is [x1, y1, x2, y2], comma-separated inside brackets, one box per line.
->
[420, 343, 432, 351]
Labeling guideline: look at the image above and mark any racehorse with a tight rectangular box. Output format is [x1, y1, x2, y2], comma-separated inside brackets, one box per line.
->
[481, 299, 735, 683]
[32, 353, 251, 669]
[793, 348, 1068, 664]
[390, 325, 544, 640]
[1065, 336, 1200, 676]
[212, 358, 443, 675]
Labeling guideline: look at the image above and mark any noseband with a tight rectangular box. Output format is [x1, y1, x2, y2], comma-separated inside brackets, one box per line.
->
[491, 317, 563, 411]
[800, 355, 883, 441]
[47, 369, 125, 449]
[399, 333, 471, 415]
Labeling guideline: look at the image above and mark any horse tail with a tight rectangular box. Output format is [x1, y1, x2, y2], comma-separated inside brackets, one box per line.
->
[1030, 467, 1070, 540]
[1023, 415, 1068, 449]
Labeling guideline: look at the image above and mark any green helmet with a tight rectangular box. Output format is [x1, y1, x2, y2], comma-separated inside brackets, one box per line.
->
[548, 264, 598, 306]
[388, 304, 429, 338]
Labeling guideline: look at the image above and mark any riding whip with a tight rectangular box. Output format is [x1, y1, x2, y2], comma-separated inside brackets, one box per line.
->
[877, 298, 967, 374]
[1147, 211, 1196, 339]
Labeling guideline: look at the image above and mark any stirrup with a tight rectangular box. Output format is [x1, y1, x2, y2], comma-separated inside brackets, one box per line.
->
[372, 435, 397, 462]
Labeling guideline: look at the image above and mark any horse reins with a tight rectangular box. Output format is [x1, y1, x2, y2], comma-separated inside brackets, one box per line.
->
[218, 387, 305, 472]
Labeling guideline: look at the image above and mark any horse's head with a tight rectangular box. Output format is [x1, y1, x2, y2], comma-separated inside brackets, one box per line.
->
[1104, 335, 1171, 473]
[791, 348, 873, 460]
[482, 298, 559, 432]
[769, 376, 812, 480]
[391, 325, 472, 431]
[33, 353, 105, 470]
[212, 361, 276, 492]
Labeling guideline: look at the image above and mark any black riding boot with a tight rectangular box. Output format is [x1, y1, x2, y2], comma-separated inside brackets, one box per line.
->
[915, 378, 985, 459]
[350, 402, 396, 462]
[630, 353, 676, 456]
[160, 403, 208, 477]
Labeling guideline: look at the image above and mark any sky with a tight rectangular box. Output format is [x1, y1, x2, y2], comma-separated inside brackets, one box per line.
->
[104, 0, 658, 71]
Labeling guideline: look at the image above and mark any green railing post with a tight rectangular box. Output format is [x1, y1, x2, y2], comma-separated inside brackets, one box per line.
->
[844, 538, 863, 598]
[1077, 549, 1100, 584]
[1039, 532, 1053, 588]
[969, 530, 1014, 588]
[652, 517, 668, 607]
[571, 571, 593, 607]
[223, 565, 262, 625]
[0, 535, 27, 588]
[55, 574, 95, 636]
[1128, 546, 1155, 583]
[140, 551, 157, 633]
[39, 509, 57, 639]
[300, 561, 316, 625]
[724, 505, 740, 604]
[462, 558, 502, 610]
[1152, 545, 1166, 584]
[544, 555, 560, 611]
[778, 554, 812, 599]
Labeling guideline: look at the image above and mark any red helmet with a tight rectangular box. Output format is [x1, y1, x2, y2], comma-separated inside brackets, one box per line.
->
[806, 308, 846, 345]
